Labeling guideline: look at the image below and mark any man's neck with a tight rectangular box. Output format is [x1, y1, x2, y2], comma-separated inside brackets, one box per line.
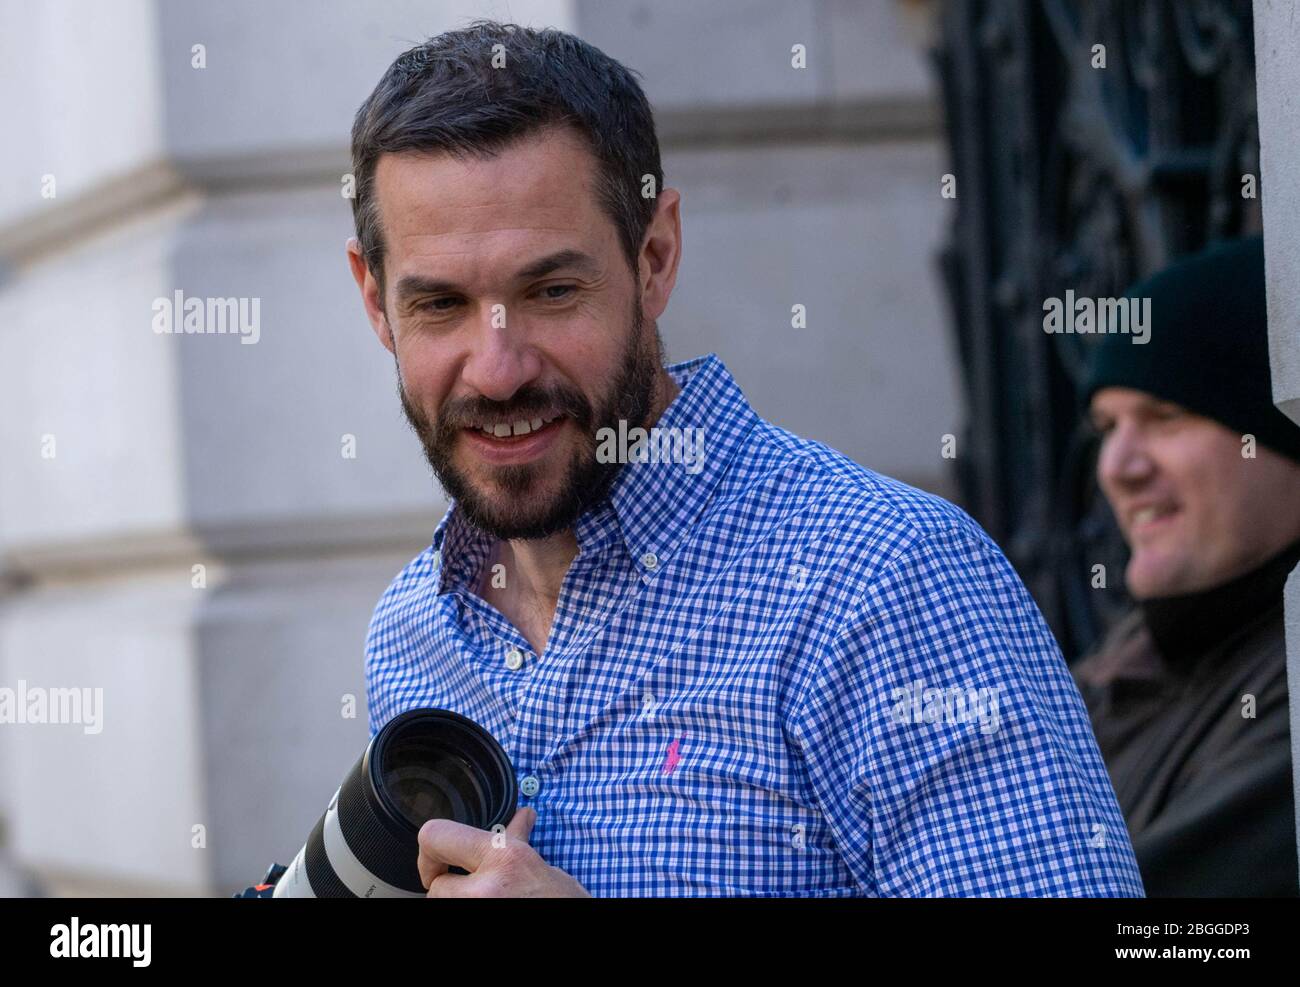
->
[487, 533, 579, 613]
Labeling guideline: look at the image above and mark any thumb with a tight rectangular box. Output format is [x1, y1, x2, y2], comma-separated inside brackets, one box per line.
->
[505, 806, 537, 842]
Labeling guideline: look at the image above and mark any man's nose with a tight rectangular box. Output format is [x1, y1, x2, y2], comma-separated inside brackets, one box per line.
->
[459, 305, 541, 402]
[1098, 421, 1155, 490]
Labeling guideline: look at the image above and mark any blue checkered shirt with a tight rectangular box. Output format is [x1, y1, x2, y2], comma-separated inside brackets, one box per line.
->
[366, 353, 1145, 897]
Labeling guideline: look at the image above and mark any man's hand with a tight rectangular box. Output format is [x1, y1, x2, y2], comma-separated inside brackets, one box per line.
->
[417, 807, 592, 897]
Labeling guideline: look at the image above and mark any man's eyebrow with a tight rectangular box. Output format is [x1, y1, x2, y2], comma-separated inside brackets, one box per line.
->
[514, 248, 602, 281]
[395, 274, 460, 301]
[393, 249, 602, 303]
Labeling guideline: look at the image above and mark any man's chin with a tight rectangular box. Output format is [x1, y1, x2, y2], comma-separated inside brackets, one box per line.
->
[448, 483, 564, 539]
[470, 515, 568, 541]
[444, 465, 599, 540]
[1126, 550, 1199, 600]
[430, 421, 629, 540]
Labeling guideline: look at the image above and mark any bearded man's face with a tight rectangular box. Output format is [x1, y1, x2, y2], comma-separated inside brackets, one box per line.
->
[354, 125, 664, 539]
[398, 292, 658, 539]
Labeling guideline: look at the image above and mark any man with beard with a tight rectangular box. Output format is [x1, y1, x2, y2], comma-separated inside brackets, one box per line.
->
[348, 21, 1143, 897]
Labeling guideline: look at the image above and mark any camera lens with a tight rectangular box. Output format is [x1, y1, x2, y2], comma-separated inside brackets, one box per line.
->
[382, 754, 478, 826]
[271, 708, 516, 898]
[373, 710, 514, 832]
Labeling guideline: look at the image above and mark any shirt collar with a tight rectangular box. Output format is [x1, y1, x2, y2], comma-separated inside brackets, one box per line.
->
[431, 352, 759, 594]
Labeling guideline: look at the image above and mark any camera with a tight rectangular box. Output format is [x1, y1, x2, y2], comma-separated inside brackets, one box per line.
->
[238, 708, 516, 898]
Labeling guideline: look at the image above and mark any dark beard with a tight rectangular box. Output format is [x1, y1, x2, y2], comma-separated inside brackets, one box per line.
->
[396, 298, 660, 540]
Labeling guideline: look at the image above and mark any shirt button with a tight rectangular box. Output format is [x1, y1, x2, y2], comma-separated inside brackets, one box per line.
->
[505, 647, 524, 670]
[520, 775, 541, 797]
[641, 552, 659, 570]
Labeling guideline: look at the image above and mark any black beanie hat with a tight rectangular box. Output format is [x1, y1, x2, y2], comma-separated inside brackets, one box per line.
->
[1082, 235, 1300, 464]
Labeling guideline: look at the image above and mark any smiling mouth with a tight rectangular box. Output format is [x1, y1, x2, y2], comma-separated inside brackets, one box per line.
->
[1129, 504, 1178, 529]
[458, 415, 569, 465]
[465, 410, 572, 442]
[465, 412, 565, 440]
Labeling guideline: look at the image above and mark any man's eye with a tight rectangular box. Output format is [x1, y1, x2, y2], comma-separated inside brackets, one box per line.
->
[420, 297, 461, 312]
[538, 285, 576, 301]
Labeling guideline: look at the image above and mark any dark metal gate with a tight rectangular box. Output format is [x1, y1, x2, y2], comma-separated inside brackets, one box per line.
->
[933, 0, 1261, 659]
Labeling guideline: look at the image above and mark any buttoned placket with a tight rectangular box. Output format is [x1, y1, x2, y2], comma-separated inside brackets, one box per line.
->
[453, 591, 548, 794]
[448, 512, 646, 808]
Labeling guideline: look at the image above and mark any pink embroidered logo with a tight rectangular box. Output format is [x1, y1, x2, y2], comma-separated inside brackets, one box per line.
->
[661, 736, 684, 775]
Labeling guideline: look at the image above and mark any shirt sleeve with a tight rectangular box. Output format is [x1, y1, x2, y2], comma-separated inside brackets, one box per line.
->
[789, 521, 1146, 897]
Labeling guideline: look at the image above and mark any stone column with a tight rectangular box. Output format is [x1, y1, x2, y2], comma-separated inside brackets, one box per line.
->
[1253, 0, 1300, 882]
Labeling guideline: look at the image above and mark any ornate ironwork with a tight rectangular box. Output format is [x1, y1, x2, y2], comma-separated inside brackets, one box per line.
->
[933, 0, 1260, 660]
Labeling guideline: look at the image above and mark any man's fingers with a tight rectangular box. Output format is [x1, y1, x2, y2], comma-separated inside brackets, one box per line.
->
[417, 844, 448, 889]
[505, 806, 536, 842]
[418, 817, 492, 874]
[418, 814, 534, 889]
[426, 871, 476, 898]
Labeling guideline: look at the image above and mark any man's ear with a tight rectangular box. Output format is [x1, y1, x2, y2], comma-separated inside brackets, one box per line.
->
[347, 236, 394, 353]
[637, 187, 682, 322]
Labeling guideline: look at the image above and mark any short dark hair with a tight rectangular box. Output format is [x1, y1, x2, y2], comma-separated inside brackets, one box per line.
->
[349, 20, 663, 297]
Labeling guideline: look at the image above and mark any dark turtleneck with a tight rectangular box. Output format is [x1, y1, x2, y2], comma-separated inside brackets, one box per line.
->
[1140, 537, 1300, 664]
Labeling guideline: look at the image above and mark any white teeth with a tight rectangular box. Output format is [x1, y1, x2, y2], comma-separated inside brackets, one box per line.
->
[1132, 506, 1171, 525]
[474, 414, 562, 438]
